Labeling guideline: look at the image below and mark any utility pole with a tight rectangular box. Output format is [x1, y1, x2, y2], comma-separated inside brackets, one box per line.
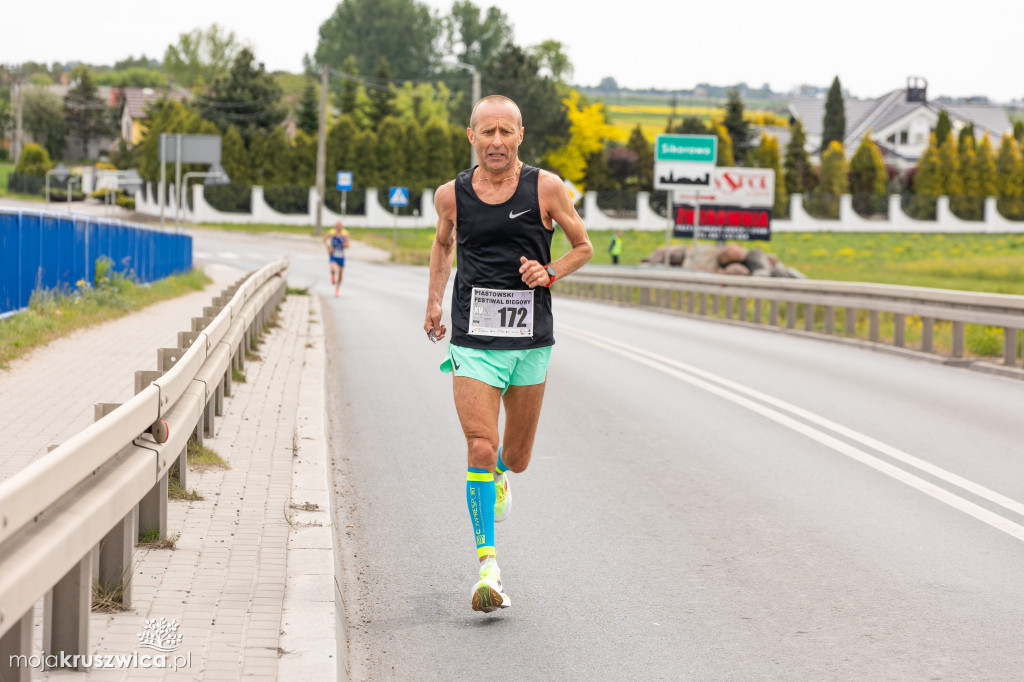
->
[13, 73, 24, 163]
[314, 62, 328, 236]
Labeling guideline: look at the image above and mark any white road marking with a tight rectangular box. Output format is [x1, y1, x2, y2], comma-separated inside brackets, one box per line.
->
[562, 324, 1024, 543]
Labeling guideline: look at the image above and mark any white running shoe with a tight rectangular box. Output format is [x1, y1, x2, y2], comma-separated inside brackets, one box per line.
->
[471, 560, 510, 613]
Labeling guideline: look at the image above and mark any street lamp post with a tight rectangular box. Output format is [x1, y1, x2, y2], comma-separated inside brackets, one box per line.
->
[178, 165, 231, 230]
[445, 57, 481, 168]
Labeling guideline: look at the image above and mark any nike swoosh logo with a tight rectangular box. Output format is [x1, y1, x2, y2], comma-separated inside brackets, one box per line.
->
[452, 358, 461, 370]
[509, 209, 531, 219]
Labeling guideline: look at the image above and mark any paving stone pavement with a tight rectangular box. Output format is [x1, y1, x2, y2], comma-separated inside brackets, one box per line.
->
[0, 262, 243, 482]
[0, 268, 337, 680]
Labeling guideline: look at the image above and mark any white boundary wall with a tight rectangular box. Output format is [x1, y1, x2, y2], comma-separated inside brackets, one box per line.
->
[133, 184, 1024, 233]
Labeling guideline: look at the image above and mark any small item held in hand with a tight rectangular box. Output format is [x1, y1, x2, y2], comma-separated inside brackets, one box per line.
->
[427, 327, 441, 343]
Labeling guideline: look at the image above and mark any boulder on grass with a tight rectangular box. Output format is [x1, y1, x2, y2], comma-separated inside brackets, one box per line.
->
[645, 247, 666, 264]
[744, 248, 772, 276]
[723, 262, 751, 276]
[667, 244, 687, 266]
[683, 244, 720, 272]
[717, 243, 749, 266]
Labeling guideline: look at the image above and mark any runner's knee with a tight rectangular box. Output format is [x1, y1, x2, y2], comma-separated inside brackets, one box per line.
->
[466, 437, 499, 471]
[500, 446, 530, 473]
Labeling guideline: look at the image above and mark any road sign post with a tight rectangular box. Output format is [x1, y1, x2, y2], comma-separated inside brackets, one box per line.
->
[336, 171, 353, 216]
[654, 134, 717, 270]
[389, 187, 408, 262]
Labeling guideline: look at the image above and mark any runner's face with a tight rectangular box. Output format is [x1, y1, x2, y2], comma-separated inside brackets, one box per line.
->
[469, 102, 523, 173]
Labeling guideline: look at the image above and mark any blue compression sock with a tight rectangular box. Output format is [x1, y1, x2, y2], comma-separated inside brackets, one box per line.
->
[495, 447, 508, 476]
[467, 467, 496, 559]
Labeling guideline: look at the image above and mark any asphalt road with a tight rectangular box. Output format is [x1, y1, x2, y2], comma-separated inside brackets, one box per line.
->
[193, 230, 1024, 681]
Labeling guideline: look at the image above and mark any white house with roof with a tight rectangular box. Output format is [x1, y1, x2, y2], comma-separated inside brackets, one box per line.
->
[788, 77, 1013, 168]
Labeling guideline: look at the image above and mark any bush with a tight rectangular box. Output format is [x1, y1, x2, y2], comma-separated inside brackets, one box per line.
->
[0, 147, 9, 161]
[14, 143, 52, 177]
[263, 185, 309, 214]
[204, 183, 251, 213]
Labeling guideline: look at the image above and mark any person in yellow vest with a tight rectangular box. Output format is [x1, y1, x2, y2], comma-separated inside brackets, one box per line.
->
[609, 230, 623, 265]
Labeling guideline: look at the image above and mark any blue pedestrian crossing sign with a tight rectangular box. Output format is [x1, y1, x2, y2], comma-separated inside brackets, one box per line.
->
[336, 171, 353, 191]
[389, 186, 409, 207]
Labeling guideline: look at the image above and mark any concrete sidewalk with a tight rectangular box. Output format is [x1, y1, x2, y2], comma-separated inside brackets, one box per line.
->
[0, 263, 337, 679]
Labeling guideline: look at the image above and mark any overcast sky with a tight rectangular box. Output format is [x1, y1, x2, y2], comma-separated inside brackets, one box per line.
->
[3, 0, 1021, 103]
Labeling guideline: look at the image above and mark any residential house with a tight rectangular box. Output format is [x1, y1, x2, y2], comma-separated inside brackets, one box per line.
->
[118, 86, 191, 147]
[788, 77, 1013, 169]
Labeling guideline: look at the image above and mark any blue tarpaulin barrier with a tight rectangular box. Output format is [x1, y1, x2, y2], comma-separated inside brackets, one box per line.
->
[0, 209, 193, 315]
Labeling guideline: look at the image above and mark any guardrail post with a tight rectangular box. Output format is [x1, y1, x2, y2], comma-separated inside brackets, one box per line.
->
[952, 321, 965, 358]
[43, 547, 95, 670]
[699, 294, 707, 316]
[752, 298, 761, 324]
[98, 509, 137, 609]
[215, 375, 225, 416]
[158, 348, 186, 371]
[0, 608, 33, 681]
[711, 295, 720, 316]
[723, 296, 732, 320]
[894, 314, 906, 347]
[178, 330, 202, 350]
[640, 288, 650, 306]
[786, 302, 796, 329]
[192, 316, 214, 333]
[770, 300, 779, 326]
[139, 473, 168, 539]
[1004, 328, 1019, 366]
[845, 308, 857, 337]
[176, 444, 188, 490]
[824, 306, 835, 335]
[738, 297, 747, 322]
[134, 370, 163, 395]
[804, 305, 815, 332]
[870, 311, 880, 342]
[921, 316, 935, 352]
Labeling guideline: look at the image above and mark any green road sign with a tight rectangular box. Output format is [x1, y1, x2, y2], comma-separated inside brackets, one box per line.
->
[655, 134, 717, 163]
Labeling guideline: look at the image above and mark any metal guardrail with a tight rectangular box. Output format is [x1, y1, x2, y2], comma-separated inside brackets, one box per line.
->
[553, 267, 1024, 376]
[0, 258, 289, 675]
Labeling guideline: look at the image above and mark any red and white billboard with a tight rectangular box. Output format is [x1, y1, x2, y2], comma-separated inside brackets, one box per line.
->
[673, 167, 774, 207]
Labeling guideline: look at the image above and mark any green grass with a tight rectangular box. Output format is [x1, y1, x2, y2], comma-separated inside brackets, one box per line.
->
[0, 266, 211, 369]
[186, 440, 229, 471]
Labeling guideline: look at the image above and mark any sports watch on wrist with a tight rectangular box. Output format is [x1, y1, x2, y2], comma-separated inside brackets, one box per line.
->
[544, 265, 557, 287]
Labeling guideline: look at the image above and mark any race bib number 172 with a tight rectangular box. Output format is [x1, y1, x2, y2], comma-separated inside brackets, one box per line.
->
[468, 288, 534, 337]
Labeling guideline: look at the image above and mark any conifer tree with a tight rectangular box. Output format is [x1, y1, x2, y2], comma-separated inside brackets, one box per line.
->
[821, 76, 845, 151]
[403, 118, 427, 190]
[812, 140, 848, 218]
[722, 88, 751, 163]
[290, 130, 317, 187]
[626, 125, 653, 191]
[938, 130, 964, 217]
[367, 57, 396, 129]
[219, 125, 250, 187]
[849, 131, 888, 215]
[934, 110, 952, 147]
[423, 120, 454, 190]
[337, 55, 360, 120]
[783, 118, 815, 195]
[326, 115, 359, 184]
[297, 82, 319, 136]
[376, 116, 405, 190]
[353, 128, 379, 199]
[909, 133, 942, 219]
[973, 134, 998, 200]
[957, 142, 981, 220]
[995, 133, 1024, 219]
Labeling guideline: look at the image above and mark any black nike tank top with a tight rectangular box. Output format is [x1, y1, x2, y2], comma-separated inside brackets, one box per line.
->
[450, 163, 555, 349]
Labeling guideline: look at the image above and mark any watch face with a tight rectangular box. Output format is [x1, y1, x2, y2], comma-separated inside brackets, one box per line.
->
[546, 266, 556, 277]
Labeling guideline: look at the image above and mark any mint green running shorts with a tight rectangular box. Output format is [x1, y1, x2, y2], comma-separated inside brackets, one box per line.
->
[440, 344, 552, 393]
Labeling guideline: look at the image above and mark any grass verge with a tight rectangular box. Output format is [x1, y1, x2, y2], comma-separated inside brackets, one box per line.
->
[187, 440, 230, 472]
[138, 529, 180, 549]
[0, 265, 211, 369]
